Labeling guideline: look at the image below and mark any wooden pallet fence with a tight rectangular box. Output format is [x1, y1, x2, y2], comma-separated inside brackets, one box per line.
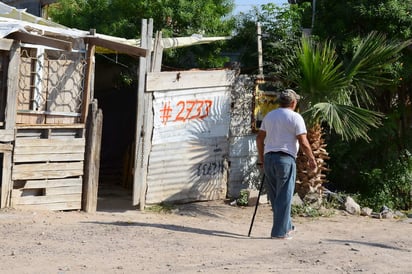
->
[11, 178, 82, 211]
[11, 135, 85, 210]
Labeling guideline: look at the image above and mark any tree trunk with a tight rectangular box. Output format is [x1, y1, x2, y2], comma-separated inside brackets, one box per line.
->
[295, 123, 330, 198]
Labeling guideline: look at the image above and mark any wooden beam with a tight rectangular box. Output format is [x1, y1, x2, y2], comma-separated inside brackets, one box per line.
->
[133, 19, 149, 208]
[146, 70, 236, 91]
[81, 42, 95, 123]
[0, 38, 14, 51]
[5, 42, 20, 132]
[0, 151, 12, 208]
[85, 36, 148, 57]
[7, 31, 72, 51]
[151, 31, 163, 72]
[16, 178, 82, 189]
[82, 99, 103, 213]
[12, 162, 84, 180]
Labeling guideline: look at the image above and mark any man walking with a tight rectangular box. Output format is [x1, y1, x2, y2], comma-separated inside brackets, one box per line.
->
[256, 89, 317, 239]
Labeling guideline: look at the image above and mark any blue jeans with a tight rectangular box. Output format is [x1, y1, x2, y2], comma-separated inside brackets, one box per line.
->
[264, 152, 296, 237]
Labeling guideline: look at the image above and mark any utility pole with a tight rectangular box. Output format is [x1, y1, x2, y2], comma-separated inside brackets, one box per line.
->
[257, 22, 263, 78]
[311, 0, 317, 29]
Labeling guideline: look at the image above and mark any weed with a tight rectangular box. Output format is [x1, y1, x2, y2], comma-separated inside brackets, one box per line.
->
[145, 203, 176, 213]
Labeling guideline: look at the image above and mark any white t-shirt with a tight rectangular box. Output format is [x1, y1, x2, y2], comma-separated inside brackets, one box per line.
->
[260, 108, 307, 158]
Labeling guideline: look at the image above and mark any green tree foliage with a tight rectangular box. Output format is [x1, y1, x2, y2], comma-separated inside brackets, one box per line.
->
[233, 1, 412, 209]
[279, 32, 409, 154]
[49, 0, 236, 69]
[299, 0, 412, 209]
[228, 3, 309, 75]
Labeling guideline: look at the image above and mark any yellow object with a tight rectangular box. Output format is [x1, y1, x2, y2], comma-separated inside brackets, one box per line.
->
[254, 85, 278, 128]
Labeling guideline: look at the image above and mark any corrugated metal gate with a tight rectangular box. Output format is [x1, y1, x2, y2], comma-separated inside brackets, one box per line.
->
[143, 70, 235, 204]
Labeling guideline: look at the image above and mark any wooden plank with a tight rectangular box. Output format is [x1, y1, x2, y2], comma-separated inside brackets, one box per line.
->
[11, 188, 41, 197]
[14, 144, 84, 154]
[14, 153, 85, 163]
[146, 18, 153, 72]
[7, 32, 72, 51]
[81, 40, 95, 123]
[138, 19, 155, 210]
[151, 31, 163, 72]
[11, 193, 81, 205]
[16, 124, 85, 129]
[0, 143, 12, 151]
[0, 151, 12, 208]
[45, 116, 78, 124]
[146, 70, 236, 91]
[85, 36, 148, 57]
[5, 42, 19, 130]
[13, 161, 83, 172]
[0, 130, 14, 142]
[16, 113, 46, 124]
[12, 162, 84, 180]
[133, 19, 148, 208]
[14, 138, 85, 158]
[11, 201, 81, 211]
[15, 138, 85, 147]
[13, 170, 83, 180]
[0, 38, 13, 51]
[45, 185, 82, 195]
[82, 99, 103, 213]
[16, 178, 82, 189]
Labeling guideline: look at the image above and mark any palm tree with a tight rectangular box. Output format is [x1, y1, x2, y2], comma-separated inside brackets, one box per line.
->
[279, 32, 411, 198]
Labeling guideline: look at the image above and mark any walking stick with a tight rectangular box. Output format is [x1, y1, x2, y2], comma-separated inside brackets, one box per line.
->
[248, 174, 265, 237]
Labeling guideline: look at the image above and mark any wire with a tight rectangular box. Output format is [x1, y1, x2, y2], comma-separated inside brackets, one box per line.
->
[96, 53, 129, 68]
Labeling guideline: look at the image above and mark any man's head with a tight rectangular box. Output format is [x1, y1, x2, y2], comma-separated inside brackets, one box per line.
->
[278, 89, 300, 108]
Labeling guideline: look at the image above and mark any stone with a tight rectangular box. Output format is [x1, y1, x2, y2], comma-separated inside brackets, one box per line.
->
[381, 211, 394, 219]
[344, 196, 361, 215]
[361, 207, 373, 216]
[292, 193, 304, 207]
[248, 189, 268, 206]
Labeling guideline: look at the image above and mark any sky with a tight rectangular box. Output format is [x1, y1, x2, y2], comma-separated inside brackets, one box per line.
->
[234, 0, 288, 14]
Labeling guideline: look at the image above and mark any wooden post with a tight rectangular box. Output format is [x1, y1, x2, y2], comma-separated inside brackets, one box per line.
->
[81, 30, 96, 123]
[5, 41, 19, 131]
[151, 31, 163, 72]
[82, 99, 103, 212]
[133, 19, 148, 207]
[133, 19, 155, 210]
[0, 144, 13, 208]
[0, 41, 19, 207]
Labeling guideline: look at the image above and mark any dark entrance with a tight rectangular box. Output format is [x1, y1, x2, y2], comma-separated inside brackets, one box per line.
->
[94, 59, 137, 211]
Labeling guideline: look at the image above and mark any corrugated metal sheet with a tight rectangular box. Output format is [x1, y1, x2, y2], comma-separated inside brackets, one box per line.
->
[145, 70, 234, 204]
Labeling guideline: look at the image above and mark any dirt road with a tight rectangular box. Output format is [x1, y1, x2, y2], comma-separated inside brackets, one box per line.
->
[0, 200, 411, 273]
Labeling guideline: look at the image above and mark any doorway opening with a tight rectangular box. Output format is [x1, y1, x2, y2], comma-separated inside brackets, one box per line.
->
[93, 58, 138, 211]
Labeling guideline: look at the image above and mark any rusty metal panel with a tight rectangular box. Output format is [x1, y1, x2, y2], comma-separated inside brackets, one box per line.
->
[145, 82, 231, 204]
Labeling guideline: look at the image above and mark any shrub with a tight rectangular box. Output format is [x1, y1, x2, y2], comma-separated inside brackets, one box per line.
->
[357, 150, 412, 211]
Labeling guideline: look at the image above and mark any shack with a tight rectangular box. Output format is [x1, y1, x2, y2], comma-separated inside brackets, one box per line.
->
[0, 2, 149, 211]
[0, 3, 246, 211]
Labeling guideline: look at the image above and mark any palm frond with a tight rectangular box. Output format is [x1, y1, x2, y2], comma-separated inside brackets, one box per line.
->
[298, 38, 348, 98]
[346, 31, 412, 106]
[303, 102, 384, 142]
[282, 37, 351, 105]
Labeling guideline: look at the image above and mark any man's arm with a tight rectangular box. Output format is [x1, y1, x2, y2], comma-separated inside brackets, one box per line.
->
[297, 133, 317, 170]
[256, 130, 266, 165]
